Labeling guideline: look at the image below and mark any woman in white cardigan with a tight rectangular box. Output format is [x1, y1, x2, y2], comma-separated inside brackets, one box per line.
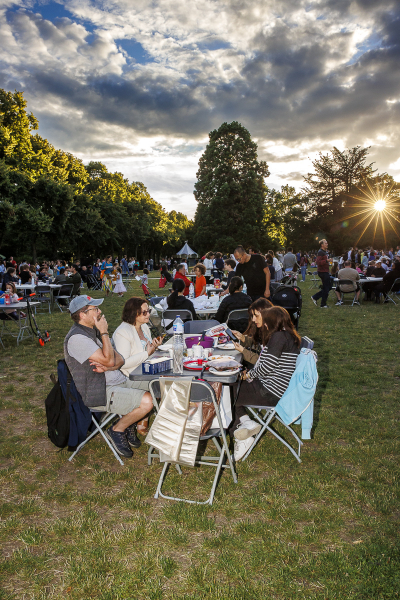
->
[112, 297, 163, 431]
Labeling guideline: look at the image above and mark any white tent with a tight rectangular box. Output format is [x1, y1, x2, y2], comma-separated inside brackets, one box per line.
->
[176, 241, 198, 257]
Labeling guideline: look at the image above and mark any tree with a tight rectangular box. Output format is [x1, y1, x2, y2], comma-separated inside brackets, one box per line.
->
[193, 122, 270, 253]
[303, 146, 375, 219]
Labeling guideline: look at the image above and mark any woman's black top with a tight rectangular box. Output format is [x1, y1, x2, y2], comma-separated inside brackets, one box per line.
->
[215, 292, 252, 324]
[167, 294, 197, 321]
[20, 271, 31, 284]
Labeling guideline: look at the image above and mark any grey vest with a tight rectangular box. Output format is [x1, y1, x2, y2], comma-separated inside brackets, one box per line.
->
[64, 323, 106, 408]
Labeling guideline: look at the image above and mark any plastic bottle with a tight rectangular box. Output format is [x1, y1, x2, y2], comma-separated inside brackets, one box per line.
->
[172, 315, 184, 374]
[189, 282, 195, 299]
[31, 276, 35, 286]
[18, 279, 21, 286]
[5, 293, 10, 305]
[243, 282, 247, 295]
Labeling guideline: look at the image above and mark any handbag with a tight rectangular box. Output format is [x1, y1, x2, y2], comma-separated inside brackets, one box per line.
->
[159, 276, 167, 289]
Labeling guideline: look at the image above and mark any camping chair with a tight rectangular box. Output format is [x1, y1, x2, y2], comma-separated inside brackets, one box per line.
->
[86, 274, 102, 291]
[55, 284, 74, 312]
[148, 378, 237, 505]
[336, 279, 359, 306]
[161, 309, 193, 332]
[68, 408, 124, 465]
[383, 278, 400, 305]
[226, 309, 249, 333]
[184, 319, 219, 334]
[34, 285, 52, 314]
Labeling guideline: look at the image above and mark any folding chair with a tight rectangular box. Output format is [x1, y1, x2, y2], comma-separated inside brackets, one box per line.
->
[183, 319, 219, 334]
[86, 274, 102, 291]
[149, 296, 167, 306]
[161, 309, 193, 332]
[34, 285, 52, 313]
[383, 278, 400, 305]
[226, 309, 249, 333]
[149, 379, 237, 505]
[336, 279, 359, 306]
[68, 408, 124, 465]
[55, 284, 74, 312]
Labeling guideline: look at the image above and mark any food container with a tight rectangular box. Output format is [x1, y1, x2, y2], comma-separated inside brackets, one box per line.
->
[184, 336, 214, 349]
[142, 357, 172, 374]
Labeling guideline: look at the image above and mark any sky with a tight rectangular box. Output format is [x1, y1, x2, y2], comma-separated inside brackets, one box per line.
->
[1, 0, 399, 218]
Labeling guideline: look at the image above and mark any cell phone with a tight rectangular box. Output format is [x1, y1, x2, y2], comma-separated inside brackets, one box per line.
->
[225, 328, 239, 342]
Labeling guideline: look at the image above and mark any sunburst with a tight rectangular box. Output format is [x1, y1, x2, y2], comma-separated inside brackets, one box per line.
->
[340, 179, 400, 246]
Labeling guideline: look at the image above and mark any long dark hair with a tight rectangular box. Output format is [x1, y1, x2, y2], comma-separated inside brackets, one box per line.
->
[167, 279, 185, 308]
[122, 297, 149, 325]
[260, 306, 301, 348]
[243, 297, 274, 344]
[228, 276, 243, 294]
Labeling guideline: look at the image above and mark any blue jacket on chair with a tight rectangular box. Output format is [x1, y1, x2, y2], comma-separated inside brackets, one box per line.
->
[275, 348, 318, 439]
[57, 360, 92, 448]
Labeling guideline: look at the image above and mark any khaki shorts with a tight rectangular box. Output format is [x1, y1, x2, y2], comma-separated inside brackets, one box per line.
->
[106, 380, 148, 415]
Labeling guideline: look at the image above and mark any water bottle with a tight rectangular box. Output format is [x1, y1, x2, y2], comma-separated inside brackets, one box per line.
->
[5, 293, 10, 305]
[31, 276, 35, 286]
[243, 282, 247, 295]
[172, 315, 184, 374]
[189, 283, 194, 299]
[18, 279, 21, 285]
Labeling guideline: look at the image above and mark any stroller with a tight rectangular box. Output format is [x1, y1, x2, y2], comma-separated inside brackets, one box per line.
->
[271, 285, 302, 329]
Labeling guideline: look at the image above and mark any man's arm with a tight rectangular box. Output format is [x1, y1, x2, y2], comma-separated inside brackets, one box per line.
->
[263, 266, 271, 298]
[88, 314, 124, 369]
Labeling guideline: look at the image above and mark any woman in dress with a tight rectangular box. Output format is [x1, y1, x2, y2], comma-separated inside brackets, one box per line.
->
[231, 305, 301, 461]
[101, 255, 114, 296]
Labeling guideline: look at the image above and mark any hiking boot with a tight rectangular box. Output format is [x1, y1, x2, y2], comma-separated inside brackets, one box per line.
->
[126, 423, 142, 448]
[234, 437, 254, 461]
[234, 416, 261, 440]
[105, 427, 133, 458]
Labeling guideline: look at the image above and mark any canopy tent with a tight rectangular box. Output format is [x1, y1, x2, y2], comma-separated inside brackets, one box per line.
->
[176, 242, 198, 257]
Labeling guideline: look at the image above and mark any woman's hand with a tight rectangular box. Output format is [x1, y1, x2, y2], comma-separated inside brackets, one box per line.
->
[233, 341, 244, 353]
[241, 369, 249, 380]
[232, 330, 244, 342]
[146, 341, 155, 356]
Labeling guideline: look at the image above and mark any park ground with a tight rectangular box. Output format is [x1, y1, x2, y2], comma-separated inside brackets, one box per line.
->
[0, 276, 399, 600]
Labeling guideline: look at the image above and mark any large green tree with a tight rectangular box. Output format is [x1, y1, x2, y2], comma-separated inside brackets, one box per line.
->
[193, 121, 270, 253]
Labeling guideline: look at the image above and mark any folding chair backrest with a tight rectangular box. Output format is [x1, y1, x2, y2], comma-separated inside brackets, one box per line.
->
[226, 309, 249, 333]
[35, 285, 51, 294]
[184, 319, 219, 333]
[150, 296, 166, 306]
[162, 309, 193, 322]
[58, 284, 74, 297]
[338, 279, 355, 291]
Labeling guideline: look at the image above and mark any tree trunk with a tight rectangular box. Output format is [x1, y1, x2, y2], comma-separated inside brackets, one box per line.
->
[32, 239, 37, 264]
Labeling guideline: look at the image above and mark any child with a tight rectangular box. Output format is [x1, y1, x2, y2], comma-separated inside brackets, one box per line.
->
[140, 268, 150, 297]
[113, 267, 126, 297]
[0, 282, 25, 320]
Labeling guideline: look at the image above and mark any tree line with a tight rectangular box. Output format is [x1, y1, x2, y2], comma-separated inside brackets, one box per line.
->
[0, 89, 194, 263]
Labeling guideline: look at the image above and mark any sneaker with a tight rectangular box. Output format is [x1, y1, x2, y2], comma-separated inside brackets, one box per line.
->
[234, 437, 254, 461]
[234, 417, 261, 440]
[311, 296, 317, 306]
[105, 427, 133, 458]
[321, 305, 329, 308]
[335, 301, 343, 306]
[354, 301, 360, 305]
[126, 423, 142, 448]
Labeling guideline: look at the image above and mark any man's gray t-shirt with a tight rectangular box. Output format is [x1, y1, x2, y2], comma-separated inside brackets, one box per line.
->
[67, 334, 126, 386]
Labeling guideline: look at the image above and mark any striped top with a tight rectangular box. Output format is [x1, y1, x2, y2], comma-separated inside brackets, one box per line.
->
[247, 330, 299, 399]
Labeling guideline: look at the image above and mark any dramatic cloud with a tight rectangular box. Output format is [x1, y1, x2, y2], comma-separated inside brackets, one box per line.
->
[1, 0, 399, 216]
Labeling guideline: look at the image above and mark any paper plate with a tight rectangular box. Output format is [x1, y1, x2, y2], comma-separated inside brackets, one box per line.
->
[183, 359, 207, 371]
[216, 342, 236, 350]
[208, 367, 241, 376]
[207, 355, 236, 362]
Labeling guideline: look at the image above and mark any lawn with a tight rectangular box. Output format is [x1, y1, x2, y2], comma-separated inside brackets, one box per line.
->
[0, 276, 399, 600]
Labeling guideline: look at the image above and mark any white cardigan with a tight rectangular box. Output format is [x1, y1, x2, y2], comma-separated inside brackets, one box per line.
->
[112, 322, 152, 377]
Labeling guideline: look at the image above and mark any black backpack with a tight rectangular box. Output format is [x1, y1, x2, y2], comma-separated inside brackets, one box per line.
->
[45, 360, 72, 448]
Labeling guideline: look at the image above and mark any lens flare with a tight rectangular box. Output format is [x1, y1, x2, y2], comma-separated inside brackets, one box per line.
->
[374, 200, 386, 211]
[339, 180, 400, 245]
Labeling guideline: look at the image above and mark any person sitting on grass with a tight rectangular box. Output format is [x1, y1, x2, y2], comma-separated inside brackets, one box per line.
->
[64, 295, 154, 459]
[194, 263, 207, 297]
[231, 297, 273, 368]
[230, 306, 301, 461]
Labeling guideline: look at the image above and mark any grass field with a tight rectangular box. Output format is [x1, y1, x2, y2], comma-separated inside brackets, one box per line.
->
[0, 276, 399, 600]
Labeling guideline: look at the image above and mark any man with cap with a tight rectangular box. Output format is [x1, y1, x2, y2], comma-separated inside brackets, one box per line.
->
[64, 295, 153, 458]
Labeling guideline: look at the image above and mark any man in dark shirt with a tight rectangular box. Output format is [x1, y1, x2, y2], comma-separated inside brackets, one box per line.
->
[234, 246, 270, 302]
[311, 239, 331, 308]
[69, 264, 82, 296]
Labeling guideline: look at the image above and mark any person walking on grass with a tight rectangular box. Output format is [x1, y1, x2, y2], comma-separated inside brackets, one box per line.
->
[311, 239, 331, 309]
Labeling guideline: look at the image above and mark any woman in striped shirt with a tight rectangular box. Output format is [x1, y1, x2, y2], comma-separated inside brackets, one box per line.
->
[232, 306, 301, 461]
